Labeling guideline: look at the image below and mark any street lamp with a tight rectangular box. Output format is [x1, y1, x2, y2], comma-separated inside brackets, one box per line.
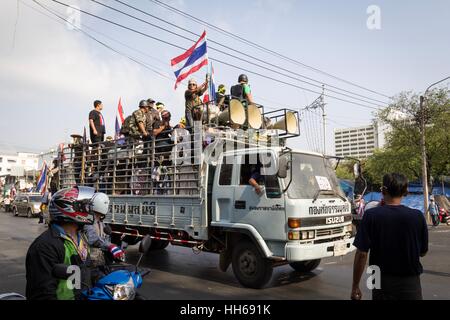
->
[419, 76, 450, 222]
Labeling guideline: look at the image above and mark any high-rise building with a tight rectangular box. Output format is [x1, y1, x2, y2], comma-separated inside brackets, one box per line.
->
[334, 123, 382, 159]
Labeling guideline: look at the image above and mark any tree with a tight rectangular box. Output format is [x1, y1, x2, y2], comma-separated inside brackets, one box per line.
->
[365, 89, 450, 189]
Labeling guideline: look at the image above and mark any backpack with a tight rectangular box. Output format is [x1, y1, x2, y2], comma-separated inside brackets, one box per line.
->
[120, 115, 134, 135]
[230, 84, 245, 100]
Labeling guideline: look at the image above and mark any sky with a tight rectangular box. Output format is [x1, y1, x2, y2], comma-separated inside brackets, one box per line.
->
[0, 0, 449, 155]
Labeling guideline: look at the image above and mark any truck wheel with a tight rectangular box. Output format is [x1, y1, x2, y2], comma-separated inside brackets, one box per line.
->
[231, 241, 273, 289]
[289, 259, 321, 272]
[27, 209, 33, 218]
[148, 240, 169, 252]
[12, 207, 18, 217]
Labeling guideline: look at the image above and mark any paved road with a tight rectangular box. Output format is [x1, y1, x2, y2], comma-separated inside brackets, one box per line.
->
[1, 210, 449, 300]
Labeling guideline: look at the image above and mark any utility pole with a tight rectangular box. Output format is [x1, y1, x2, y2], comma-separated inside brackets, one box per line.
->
[419, 76, 450, 223]
[419, 95, 430, 223]
[321, 85, 326, 155]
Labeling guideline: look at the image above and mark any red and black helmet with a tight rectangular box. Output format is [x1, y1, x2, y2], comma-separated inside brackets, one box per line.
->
[49, 186, 97, 225]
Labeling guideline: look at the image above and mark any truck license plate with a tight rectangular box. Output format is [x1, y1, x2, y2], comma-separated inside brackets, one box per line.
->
[334, 241, 348, 256]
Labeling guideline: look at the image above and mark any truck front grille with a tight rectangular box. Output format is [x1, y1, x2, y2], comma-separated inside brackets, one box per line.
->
[316, 227, 344, 238]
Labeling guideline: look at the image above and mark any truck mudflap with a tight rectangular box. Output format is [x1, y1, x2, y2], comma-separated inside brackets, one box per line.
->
[285, 237, 355, 262]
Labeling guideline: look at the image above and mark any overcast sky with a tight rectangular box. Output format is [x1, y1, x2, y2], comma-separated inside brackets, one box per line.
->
[0, 0, 449, 155]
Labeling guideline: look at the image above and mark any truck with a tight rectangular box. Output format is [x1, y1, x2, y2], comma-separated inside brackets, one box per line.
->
[57, 102, 355, 288]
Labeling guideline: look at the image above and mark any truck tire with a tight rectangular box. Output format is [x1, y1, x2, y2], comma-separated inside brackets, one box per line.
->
[289, 259, 321, 272]
[147, 239, 169, 252]
[27, 209, 33, 218]
[231, 241, 273, 289]
[12, 207, 18, 217]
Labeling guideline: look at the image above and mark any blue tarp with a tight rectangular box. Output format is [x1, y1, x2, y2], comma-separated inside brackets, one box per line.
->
[363, 192, 433, 213]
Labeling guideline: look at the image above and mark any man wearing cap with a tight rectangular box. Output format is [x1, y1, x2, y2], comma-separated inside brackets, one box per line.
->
[145, 98, 159, 136]
[184, 76, 209, 130]
[69, 134, 84, 184]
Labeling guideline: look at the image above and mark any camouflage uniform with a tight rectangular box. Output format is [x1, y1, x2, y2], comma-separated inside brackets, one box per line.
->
[145, 108, 161, 135]
[128, 109, 147, 138]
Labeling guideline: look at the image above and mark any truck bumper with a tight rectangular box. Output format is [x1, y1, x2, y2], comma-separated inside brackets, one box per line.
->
[285, 237, 355, 262]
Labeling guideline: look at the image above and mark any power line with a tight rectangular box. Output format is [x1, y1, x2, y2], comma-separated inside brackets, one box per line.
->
[148, 0, 392, 100]
[29, 0, 179, 85]
[46, 0, 381, 111]
[106, 0, 389, 106]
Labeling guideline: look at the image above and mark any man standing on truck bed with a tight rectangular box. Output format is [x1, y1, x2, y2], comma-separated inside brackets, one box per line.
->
[185, 77, 208, 130]
[351, 173, 428, 300]
[230, 74, 254, 105]
[89, 100, 105, 144]
[120, 100, 150, 142]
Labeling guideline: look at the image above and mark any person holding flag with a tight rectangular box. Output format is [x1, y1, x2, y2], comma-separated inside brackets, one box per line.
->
[171, 30, 209, 130]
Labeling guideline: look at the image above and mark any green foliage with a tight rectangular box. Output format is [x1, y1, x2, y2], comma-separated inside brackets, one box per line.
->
[364, 89, 450, 187]
[335, 160, 357, 180]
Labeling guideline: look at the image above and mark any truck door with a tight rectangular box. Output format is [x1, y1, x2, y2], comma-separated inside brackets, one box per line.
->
[212, 155, 236, 223]
[233, 152, 286, 241]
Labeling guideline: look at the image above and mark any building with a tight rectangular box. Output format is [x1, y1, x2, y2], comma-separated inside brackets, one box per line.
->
[0, 151, 39, 176]
[334, 123, 382, 159]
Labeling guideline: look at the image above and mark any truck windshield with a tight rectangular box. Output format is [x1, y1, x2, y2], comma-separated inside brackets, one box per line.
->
[282, 153, 345, 200]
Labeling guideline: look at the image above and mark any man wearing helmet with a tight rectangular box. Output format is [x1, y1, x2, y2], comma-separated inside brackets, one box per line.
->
[230, 74, 254, 105]
[83, 192, 124, 267]
[25, 186, 108, 300]
[120, 100, 150, 142]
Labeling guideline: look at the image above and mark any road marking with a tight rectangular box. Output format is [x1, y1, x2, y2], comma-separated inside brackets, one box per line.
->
[324, 262, 337, 265]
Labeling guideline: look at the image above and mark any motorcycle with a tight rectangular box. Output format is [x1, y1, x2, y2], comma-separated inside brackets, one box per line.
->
[438, 208, 450, 225]
[52, 235, 152, 300]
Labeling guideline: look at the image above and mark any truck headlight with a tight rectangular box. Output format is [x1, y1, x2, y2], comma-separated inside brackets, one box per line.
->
[106, 277, 136, 300]
[33, 204, 41, 211]
[300, 231, 315, 240]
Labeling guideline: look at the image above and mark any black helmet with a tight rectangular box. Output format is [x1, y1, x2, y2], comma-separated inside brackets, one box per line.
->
[139, 100, 149, 108]
[238, 74, 248, 83]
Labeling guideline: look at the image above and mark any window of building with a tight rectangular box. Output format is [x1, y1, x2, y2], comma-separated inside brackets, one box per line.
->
[7, 159, 16, 163]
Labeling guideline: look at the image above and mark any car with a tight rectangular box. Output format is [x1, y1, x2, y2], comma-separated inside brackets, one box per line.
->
[11, 193, 43, 218]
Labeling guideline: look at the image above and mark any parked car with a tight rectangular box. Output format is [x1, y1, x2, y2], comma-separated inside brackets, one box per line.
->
[12, 193, 42, 218]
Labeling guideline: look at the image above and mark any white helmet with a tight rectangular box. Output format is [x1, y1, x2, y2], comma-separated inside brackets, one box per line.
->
[91, 192, 110, 217]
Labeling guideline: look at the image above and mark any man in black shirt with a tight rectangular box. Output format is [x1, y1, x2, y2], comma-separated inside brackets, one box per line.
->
[351, 173, 428, 300]
[89, 100, 106, 144]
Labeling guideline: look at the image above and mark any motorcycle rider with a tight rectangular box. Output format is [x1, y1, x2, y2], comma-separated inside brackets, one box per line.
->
[25, 186, 107, 300]
[83, 192, 125, 266]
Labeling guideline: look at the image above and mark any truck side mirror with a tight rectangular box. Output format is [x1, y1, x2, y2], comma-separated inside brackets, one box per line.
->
[353, 163, 361, 179]
[277, 157, 288, 179]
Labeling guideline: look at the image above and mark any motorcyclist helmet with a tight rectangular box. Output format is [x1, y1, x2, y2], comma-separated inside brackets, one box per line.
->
[49, 186, 100, 225]
[91, 192, 110, 220]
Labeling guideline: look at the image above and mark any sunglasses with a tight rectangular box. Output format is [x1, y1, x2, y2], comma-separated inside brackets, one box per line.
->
[188, 83, 197, 86]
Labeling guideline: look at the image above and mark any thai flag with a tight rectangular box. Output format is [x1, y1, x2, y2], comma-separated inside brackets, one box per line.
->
[203, 63, 216, 103]
[115, 97, 125, 140]
[36, 162, 48, 194]
[171, 31, 208, 89]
